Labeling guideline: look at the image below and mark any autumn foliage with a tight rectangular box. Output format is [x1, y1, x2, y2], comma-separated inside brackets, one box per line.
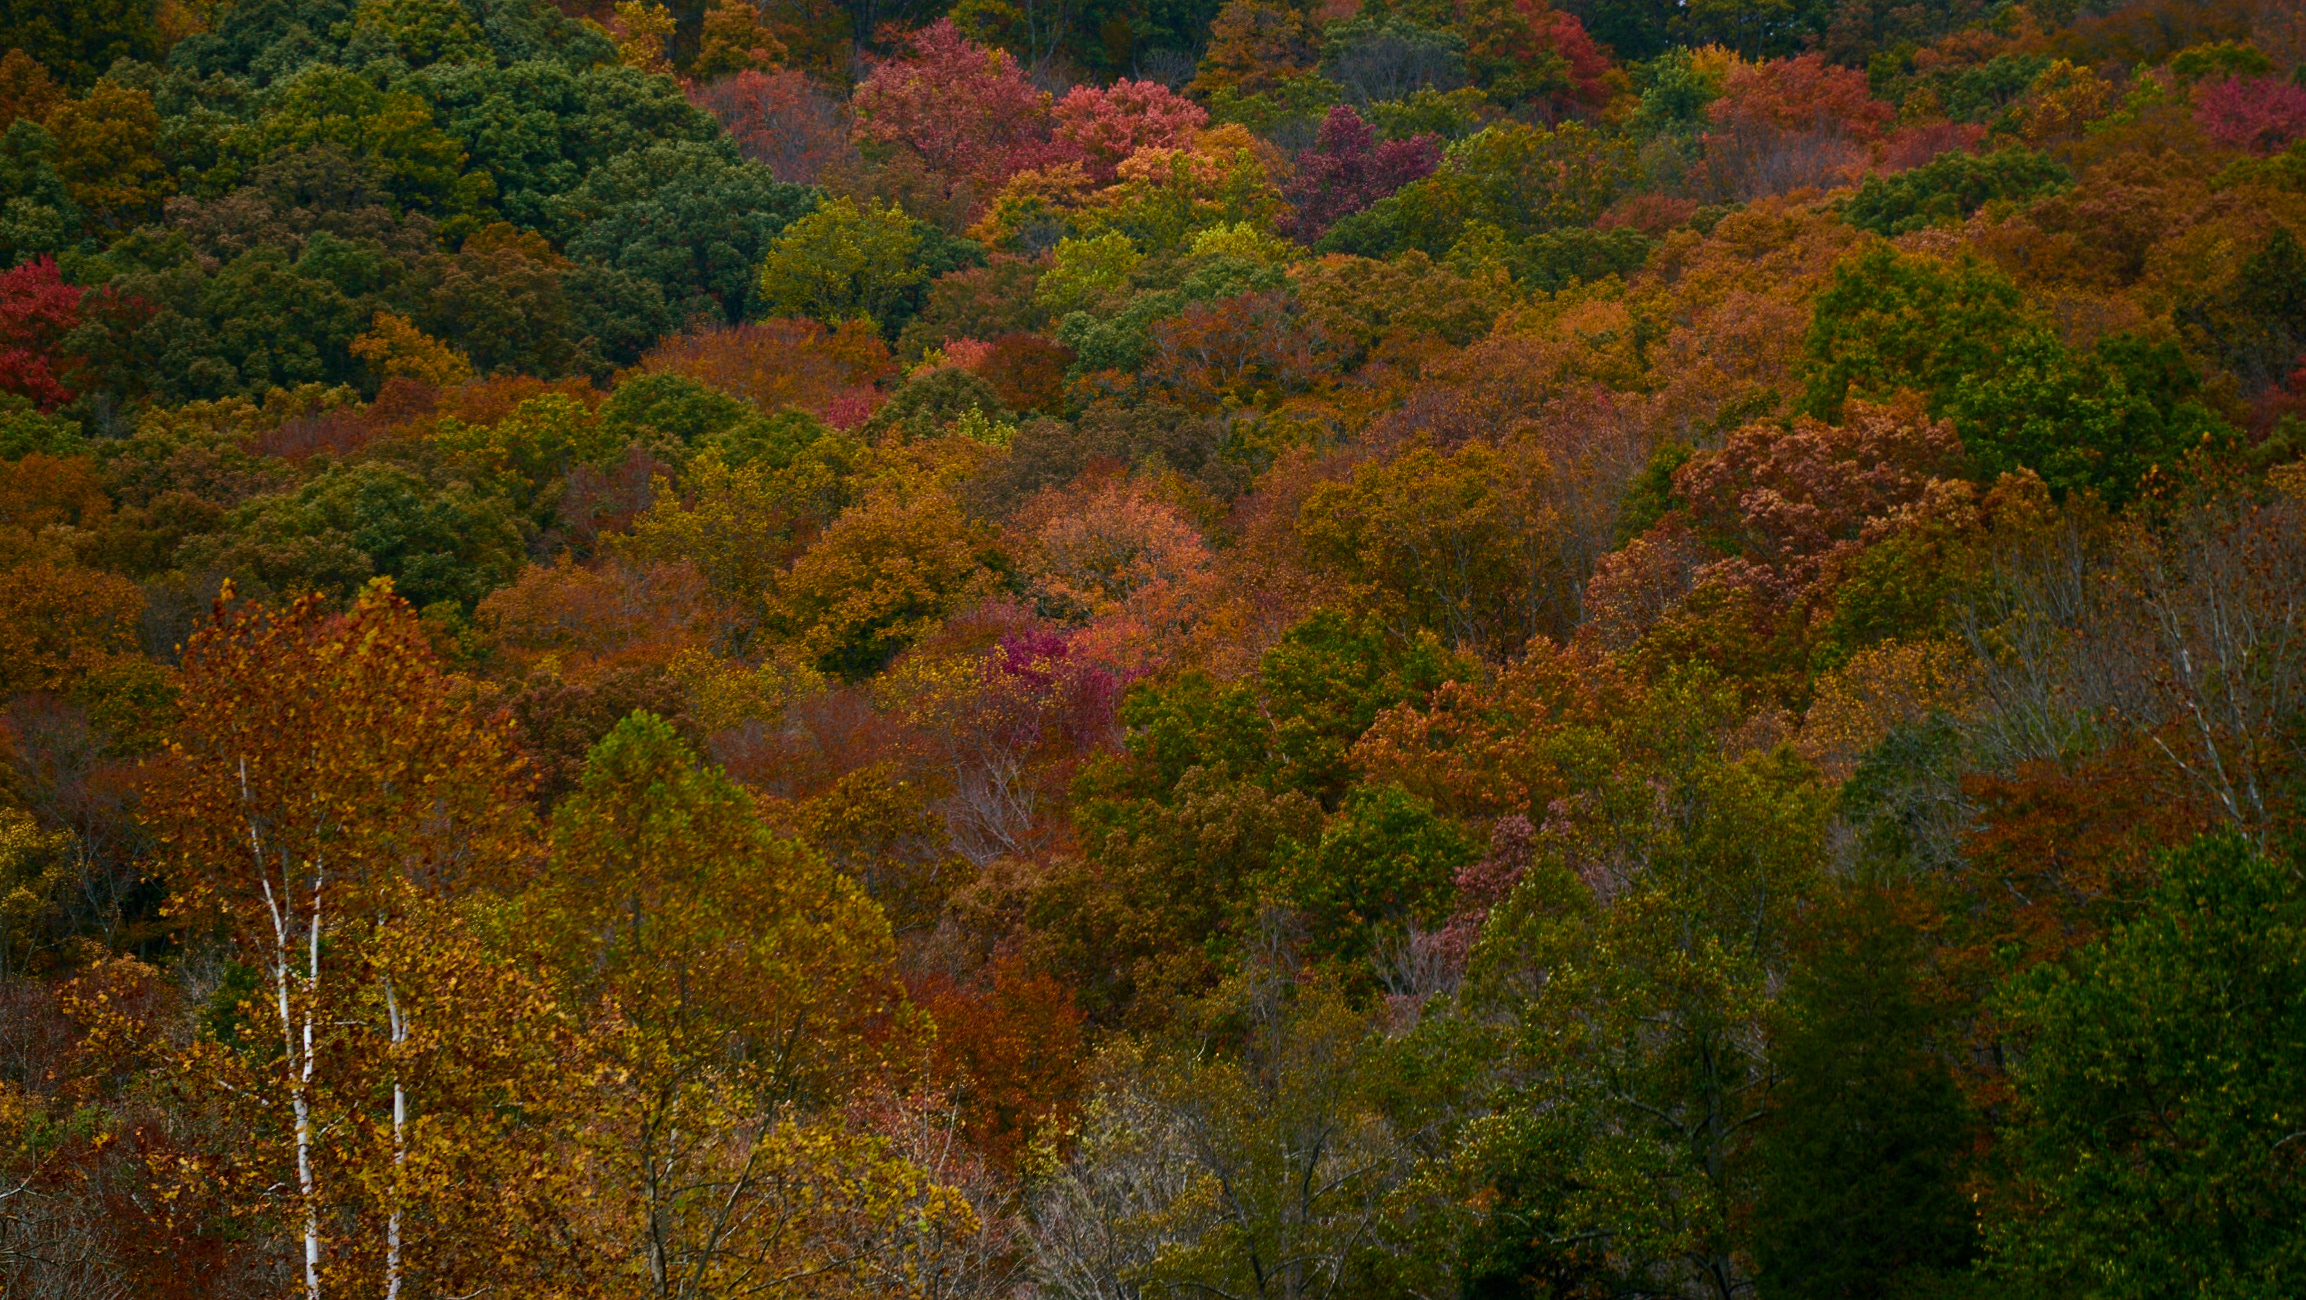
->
[0, 259, 82, 409]
[6, 1, 2306, 1296]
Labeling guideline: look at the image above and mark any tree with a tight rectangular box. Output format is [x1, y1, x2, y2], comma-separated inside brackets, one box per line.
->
[1277, 781, 1476, 966]
[879, 616, 1123, 865]
[1324, 119, 1635, 257]
[896, 256, 1050, 361]
[1189, 0, 1317, 99]
[2193, 74, 2306, 155]
[65, 244, 376, 403]
[1709, 51, 1892, 141]
[908, 954, 1087, 1168]
[850, 19, 1060, 204]
[1035, 764, 1324, 1019]
[1033, 231, 1142, 318]
[412, 59, 721, 232]
[1840, 147, 2072, 237]
[0, 256, 81, 409]
[0, 556, 142, 695]
[502, 665, 705, 807]
[1497, 223, 1657, 292]
[0, 117, 80, 267]
[0, 48, 62, 126]
[1318, 16, 1467, 107]
[146, 583, 543, 1300]
[351, 310, 475, 389]
[610, 0, 676, 72]
[864, 365, 1012, 441]
[1095, 607, 1473, 816]
[0, 0, 163, 88]
[1136, 289, 1339, 415]
[619, 417, 864, 633]
[601, 371, 755, 446]
[636, 317, 892, 425]
[538, 710, 922, 1296]
[1945, 330, 2227, 506]
[1672, 397, 1966, 593]
[1987, 835, 2306, 1298]
[420, 224, 584, 379]
[1454, 0, 1615, 114]
[556, 141, 821, 325]
[1051, 78, 1206, 185]
[235, 64, 481, 213]
[1753, 889, 1978, 1299]
[43, 77, 169, 229]
[1085, 123, 1288, 255]
[689, 67, 853, 184]
[322, 886, 594, 1296]
[1022, 480, 1214, 628]
[691, 0, 787, 77]
[1027, 1037, 1206, 1299]
[1560, 0, 1681, 61]
[1801, 244, 2026, 421]
[1297, 436, 1574, 655]
[796, 761, 967, 938]
[1077, 969, 1431, 1300]
[756, 195, 927, 335]
[1279, 106, 1440, 244]
[1700, 52, 1893, 200]
[1458, 683, 1831, 1300]
[186, 461, 528, 611]
[427, 391, 626, 526]
[345, 0, 491, 66]
[2181, 225, 2306, 398]
[2007, 59, 2120, 146]
[768, 479, 1006, 678]
[978, 331, 1071, 413]
[1287, 249, 1504, 362]
[479, 557, 710, 682]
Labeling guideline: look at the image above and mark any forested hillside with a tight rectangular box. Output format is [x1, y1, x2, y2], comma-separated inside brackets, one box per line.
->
[1, 0, 2304, 1294]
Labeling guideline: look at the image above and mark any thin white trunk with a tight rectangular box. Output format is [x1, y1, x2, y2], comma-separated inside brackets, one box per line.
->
[385, 975, 406, 1300]
[301, 860, 323, 1300]
[270, 925, 318, 1300]
[247, 753, 323, 1300]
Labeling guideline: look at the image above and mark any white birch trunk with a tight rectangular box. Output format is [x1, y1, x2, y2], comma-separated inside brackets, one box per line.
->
[302, 858, 324, 1300]
[385, 975, 406, 1300]
[246, 757, 324, 1300]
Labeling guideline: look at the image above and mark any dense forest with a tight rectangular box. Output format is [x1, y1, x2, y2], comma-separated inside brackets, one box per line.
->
[0, 0, 2303, 1294]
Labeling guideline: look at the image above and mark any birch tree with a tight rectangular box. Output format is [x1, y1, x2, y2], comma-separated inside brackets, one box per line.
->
[149, 580, 542, 1298]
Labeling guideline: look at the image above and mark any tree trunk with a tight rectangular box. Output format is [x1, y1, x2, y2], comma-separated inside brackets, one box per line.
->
[386, 976, 407, 1300]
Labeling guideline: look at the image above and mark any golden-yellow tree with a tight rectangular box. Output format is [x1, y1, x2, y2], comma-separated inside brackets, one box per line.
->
[147, 580, 557, 1299]
[537, 710, 968, 1297]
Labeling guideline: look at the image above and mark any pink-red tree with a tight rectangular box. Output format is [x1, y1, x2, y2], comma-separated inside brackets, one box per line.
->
[850, 20, 1062, 203]
[1279, 106, 1440, 243]
[689, 68, 854, 184]
[1051, 79, 1207, 184]
[2194, 75, 2306, 155]
[0, 257, 84, 409]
